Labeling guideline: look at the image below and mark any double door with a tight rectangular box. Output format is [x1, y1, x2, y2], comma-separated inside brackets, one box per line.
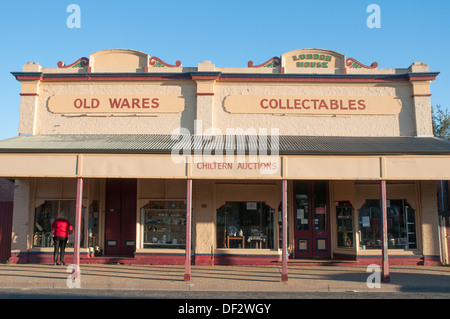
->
[105, 179, 137, 256]
[294, 181, 330, 259]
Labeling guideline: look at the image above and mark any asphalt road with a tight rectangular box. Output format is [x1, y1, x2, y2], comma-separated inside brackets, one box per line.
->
[1, 288, 449, 299]
[0, 287, 446, 318]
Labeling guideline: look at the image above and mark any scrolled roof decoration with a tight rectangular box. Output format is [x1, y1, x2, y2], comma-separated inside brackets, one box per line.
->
[149, 56, 182, 68]
[346, 57, 378, 69]
[248, 56, 281, 68]
[57, 57, 89, 68]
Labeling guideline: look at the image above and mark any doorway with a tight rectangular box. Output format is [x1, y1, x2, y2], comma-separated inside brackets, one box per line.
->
[293, 181, 331, 259]
[104, 179, 137, 256]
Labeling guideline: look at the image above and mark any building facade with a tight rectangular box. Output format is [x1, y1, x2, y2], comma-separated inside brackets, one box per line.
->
[1, 48, 450, 268]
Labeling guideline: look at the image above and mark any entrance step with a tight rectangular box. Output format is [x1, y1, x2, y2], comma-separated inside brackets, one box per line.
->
[83, 256, 137, 265]
[277, 258, 358, 265]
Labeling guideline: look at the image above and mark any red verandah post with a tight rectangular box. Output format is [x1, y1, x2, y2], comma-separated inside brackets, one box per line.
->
[184, 178, 193, 281]
[73, 177, 83, 279]
[281, 179, 288, 282]
[380, 180, 390, 282]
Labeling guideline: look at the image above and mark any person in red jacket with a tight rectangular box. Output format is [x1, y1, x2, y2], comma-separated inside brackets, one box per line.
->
[51, 211, 73, 265]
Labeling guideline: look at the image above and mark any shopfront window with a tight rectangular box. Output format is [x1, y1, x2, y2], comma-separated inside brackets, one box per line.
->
[216, 202, 274, 249]
[88, 200, 100, 250]
[336, 201, 354, 248]
[358, 199, 416, 250]
[141, 201, 186, 248]
[34, 200, 85, 248]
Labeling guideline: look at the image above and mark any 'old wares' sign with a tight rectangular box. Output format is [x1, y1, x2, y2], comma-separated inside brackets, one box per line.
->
[224, 95, 402, 115]
[48, 94, 185, 114]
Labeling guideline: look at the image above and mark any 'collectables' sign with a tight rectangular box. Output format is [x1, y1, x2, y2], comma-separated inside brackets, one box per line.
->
[48, 94, 185, 114]
[224, 95, 402, 115]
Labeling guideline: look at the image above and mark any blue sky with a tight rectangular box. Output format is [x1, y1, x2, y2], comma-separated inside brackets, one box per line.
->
[0, 0, 449, 140]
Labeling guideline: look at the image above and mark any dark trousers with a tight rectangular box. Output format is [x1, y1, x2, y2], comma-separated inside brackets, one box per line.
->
[53, 236, 68, 263]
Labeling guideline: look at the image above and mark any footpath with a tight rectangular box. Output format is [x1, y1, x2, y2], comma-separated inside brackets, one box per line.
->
[1, 263, 450, 294]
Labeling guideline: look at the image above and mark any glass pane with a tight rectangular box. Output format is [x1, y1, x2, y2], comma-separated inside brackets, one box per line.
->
[34, 202, 58, 247]
[295, 182, 309, 231]
[336, 202, 354, 248]
[358, 199, 416, 250]
[88, 200, 100, 253]
[358, 200, 381, 249]
[141, 201, 186, 249]
[314, 181, 327, 230]
[34, 200, 83, 248]
[216, 202, 274, 249]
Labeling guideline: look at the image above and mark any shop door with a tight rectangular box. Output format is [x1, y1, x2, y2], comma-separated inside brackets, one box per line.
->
[0, 202, 13, 262]
[294, 181, 330, 259]
[105, 179, 137, 256]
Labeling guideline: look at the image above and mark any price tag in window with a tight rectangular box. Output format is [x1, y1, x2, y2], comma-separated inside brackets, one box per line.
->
[362, 216, 370, 227]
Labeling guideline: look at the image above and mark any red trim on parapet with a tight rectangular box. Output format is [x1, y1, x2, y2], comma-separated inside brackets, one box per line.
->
[19, 93, 39, 96]
[218, 76, 408, 83]
[11, 72, 439, 84]
[40, 75, 192, 82]
[409, 76, 437, 81]
[57, 57, 89, 68]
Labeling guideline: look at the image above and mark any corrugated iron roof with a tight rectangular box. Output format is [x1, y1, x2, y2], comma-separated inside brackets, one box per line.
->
[0, 134, 449, 155]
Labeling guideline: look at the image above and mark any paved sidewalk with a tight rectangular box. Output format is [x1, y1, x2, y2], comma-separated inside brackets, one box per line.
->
[1, 263, 450, 293]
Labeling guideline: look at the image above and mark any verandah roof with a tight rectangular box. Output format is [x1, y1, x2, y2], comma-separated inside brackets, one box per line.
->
[0, 134, 449, 155]
[0, 134, 450, 180]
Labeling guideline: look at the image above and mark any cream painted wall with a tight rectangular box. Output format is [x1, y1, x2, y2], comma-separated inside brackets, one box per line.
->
[193, 180, 215, 255]
[33, 80, 421, 137]
[419, 181, 441, 257]
[11, 179, 31, 252]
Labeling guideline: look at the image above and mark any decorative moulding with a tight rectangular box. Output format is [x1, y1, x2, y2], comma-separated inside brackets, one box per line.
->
[345, 58, 378, 69]
[57, 57, 89, 68]
[248, 57, 281, 68]
[148, 57, 182, 68]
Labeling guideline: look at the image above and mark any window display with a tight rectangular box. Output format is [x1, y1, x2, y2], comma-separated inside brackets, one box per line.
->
[295, 182, 309, 231]
[358, 199, 416, 250]
[141, 201, 186, 248]
[336, 201, 354, 248]
[88, 200, 100, 252]
[216, 202, 274, 249]
[34, 200, 85, 248]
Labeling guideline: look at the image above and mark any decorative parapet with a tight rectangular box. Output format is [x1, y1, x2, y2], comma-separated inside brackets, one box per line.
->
[57, 57, 89, 68]
[149, 56, 182, 68]
[248, 57, 281, 68]
[346, 58, 378, 69]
